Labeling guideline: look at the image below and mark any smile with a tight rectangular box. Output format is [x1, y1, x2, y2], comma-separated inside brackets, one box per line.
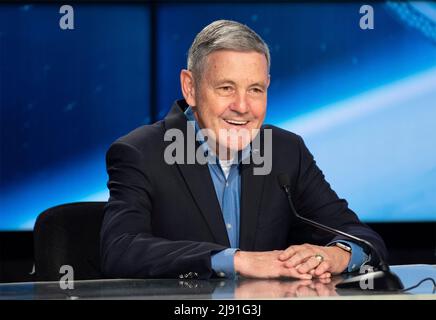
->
[224, 119, 249, 125]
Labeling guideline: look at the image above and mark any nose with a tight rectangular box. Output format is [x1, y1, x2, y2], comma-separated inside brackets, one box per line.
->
[229, 91, 249, 114]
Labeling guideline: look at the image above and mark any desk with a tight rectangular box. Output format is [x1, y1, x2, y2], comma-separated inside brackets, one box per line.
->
[0, 265, 434, 300]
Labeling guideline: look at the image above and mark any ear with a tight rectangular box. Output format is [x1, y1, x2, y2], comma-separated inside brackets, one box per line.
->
[180, 69, 197, 106]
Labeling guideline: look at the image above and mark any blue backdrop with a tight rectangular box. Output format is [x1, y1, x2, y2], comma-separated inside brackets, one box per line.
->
[0, 4, 150, 230]
[1, 2, 435, 230]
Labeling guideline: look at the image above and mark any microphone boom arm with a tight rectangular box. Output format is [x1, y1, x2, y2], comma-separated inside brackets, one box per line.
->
[282, 184, 388, 271]
[278, 173, 404, 291]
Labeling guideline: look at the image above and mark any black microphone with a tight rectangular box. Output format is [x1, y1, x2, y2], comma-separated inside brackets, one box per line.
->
[277, 173, 404, 291]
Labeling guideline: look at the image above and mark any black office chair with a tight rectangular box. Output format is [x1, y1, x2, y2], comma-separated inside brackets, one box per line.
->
[33, 202, 106, 281]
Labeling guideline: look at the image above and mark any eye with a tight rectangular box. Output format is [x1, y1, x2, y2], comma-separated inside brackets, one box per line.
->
[217, 86, 234, 95]
[249, 87, 264, 94]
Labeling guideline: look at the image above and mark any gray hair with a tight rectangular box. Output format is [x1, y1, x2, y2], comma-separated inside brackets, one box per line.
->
[187, 20, 271, 80]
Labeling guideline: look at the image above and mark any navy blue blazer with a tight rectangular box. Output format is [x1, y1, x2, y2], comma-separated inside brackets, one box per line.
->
[100, 99, 387, 279]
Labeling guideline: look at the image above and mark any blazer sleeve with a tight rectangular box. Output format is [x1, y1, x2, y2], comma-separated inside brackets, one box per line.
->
[100, 141, 227, 279]
[290, 135, 388, 266]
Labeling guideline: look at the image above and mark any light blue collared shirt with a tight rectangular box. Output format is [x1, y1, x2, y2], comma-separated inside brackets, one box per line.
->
[184, 107, 368, 278]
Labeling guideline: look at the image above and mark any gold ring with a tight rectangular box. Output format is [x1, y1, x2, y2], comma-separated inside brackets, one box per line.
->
[314, 254, 324, 263]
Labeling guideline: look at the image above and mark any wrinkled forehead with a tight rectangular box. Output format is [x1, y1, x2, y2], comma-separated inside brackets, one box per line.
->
[201, 50, 269, 85]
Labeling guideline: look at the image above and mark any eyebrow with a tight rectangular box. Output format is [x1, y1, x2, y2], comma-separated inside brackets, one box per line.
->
[214, 79, 267, 89]
[249, 82, 268, 89]
[214, 79, 236, 86]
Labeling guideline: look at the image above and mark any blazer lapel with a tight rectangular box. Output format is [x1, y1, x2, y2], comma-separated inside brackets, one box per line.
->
[164, 100, 230, 247]
[177, 162, 230, 247]
[239, 132, 267, 251]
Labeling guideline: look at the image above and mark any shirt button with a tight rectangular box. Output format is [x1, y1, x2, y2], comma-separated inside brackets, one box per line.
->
[218, 272, 226, 277]
[226, 223, 232, 229]
[225, 182, 229, 187]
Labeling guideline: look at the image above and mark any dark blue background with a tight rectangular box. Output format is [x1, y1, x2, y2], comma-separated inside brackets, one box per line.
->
[1, 3, 435, 230]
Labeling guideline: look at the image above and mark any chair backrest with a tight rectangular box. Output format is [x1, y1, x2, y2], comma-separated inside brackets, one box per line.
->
[33, 202, 106, 281]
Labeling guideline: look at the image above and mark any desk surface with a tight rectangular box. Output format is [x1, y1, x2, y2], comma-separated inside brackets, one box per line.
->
[0, 265, 434, 300]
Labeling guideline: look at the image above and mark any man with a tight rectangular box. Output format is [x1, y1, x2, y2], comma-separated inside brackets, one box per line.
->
[101, 20, 387, 280]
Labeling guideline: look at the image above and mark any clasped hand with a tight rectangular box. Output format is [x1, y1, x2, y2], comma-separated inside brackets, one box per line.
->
[234, 243, 351, 279]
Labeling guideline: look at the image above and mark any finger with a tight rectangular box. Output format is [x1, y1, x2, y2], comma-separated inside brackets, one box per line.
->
[312, 271, 331, 279]
[278, 246, 297, 261]
[318, 276, 332, 284]
[296, 256, 322, 274]
[284, 249, 315, 268]
[279, 244, 312, 261]
[317, 272, 331, 279]
[314, 261, 331, 277]
[280, 266, 313, 280]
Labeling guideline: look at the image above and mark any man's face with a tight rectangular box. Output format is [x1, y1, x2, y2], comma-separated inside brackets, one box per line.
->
[189, 50, 269, 154]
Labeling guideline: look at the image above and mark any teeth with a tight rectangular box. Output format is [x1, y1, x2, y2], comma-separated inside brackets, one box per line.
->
[225, 120, 248, 125]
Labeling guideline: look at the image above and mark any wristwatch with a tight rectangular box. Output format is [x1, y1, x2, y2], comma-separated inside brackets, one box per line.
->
[333, 242, 352, 253]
